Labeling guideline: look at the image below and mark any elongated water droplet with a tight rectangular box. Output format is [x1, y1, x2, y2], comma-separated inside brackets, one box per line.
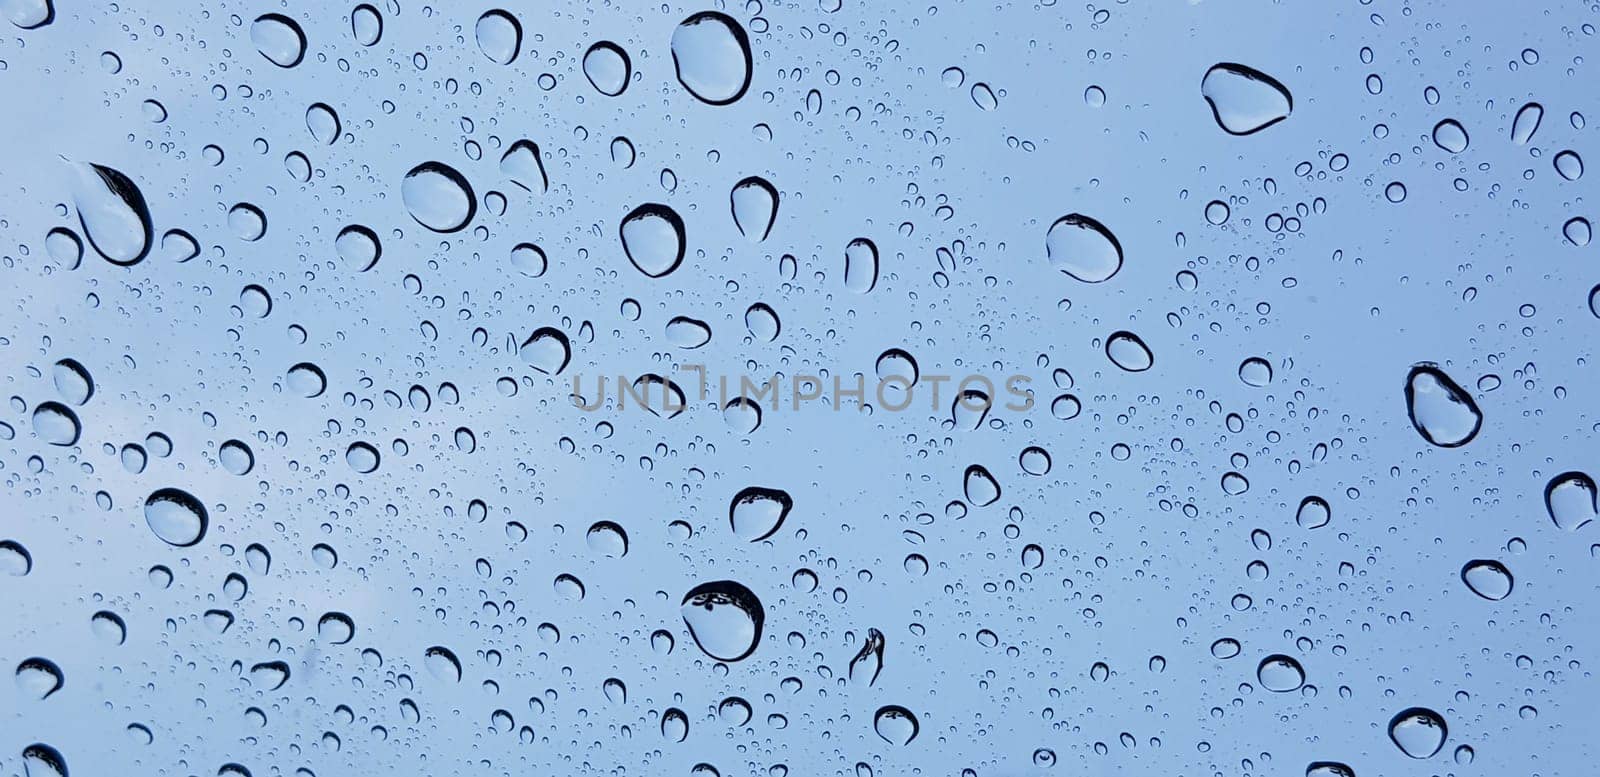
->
[1388, 708, 1447, 759]
[1045, 213, 1122, 282]
[731, 176, 779, 242]
[68, 161, 152, 266]
[1201, 63, 1292, 135]
[671, 12, 752, 105]
[1554, 150, 1583, 180]
[1545, 471, 1597, 531]
[620, 204, 686, 278]
[1403, 364, 1481, 447]
[251, 14, 307, 68]
[475, 10, 522, 65]
[1106, 331, 1153, 372]
[1511, 102, 1543, 144]
[306, 103, 340, 144]
[351, 4, 382, 46]
[681, 580, 764, 662]
[848, 628, 885, 686]
[844, 237, 879, 293]
[1460, 559, 1512, 600]
[1564, 217, 1591, 246]
[500, 140, 547, 194]
[402, 162, 475, 233]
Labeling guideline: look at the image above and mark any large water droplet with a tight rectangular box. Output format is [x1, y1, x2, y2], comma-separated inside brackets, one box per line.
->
[620, 204, 686, 278]
[68, 161, 152, 266]
[250, 660, 290, 690]
[1388, 708, 1447, 759]
[671, 12, 753, 105]
[963, 464, 1001, 506]
[345, 442, 380, 474]
[351, 4, 382, 46]
[1295, 496, 1330, 529]
[21, 743, 68, 777]
[1431, 119, 1469, 153]
[1403, 364, 1481, 447]
[402, 162, 475, 233]
[844, 237, 879, 293]
[520, 327, 572, 375]
[873, 705, 919, 745]
[251, 14, 307, 68]
[730, 487, 793, 541]
[1105, 331, 1154, 372]
[1045, 214, 1122, 283]
[848, 628, 885, 686]
[681, 580, 764, 662]
[475, 10, 523, 65]
[1511, 102, 1543, 144]
[335, 225, 381, 271]
[286, 362, 327, 397]
[306, 103, 340, 145]
[15, 657, 63, 699]
[586, 521, 628, 558]
[583, 41, 632, 96]
[0, 540, 31, 576]
[1460, 559, 1512, 600]
[318, 612, 355, 644]
[1201, 63, 1292, 135]
[144, 488, 207, 547]
[499, 140, 547, 194]
[731, 176, 779, 242]
[3, 0, 53, 29]
[424, 646, 462, 682]
[31, 402, 80, 446]
[1545, 471, 1597, 531]
[1305, 763, 1354, 777]
[1256, 654, 1305, 692]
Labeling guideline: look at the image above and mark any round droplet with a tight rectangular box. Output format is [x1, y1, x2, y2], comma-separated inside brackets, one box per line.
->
[1459, 559, 1512, 600]
[402, 162, 475, 233]
[671, 12, 753, 105]
[317, 612, 355, 644]
[585, 521, 628, 558]
[1384, 182, 1407, 203]
[1564, 217, 1591, 246]
[1295, 496, 1330, 529]
[963, 464, 1001, 506]
[1306, 763, 1354, 777]
[680, 580, 764, 662]
[1545, 471, 1597, 531]
[661, 708, 689, 742]
[144, 488, 207, 547]
[90, 610, 126, 644]
[1238, 357, 1272, 387]
[219, 440, 254, 475]
[1256, 654, 1305, 692]
[250, 660, 290, 690]
[1201, 63, 1293, 135]
[620, 204, 686, 278]
[1045, 214, 1122, 283]
[1404, 363, 1481, 447]
[730, 487, 793, 542]
[1388, 708, 1447, 759]
[68, 161, 152, 266]
[227, 203, 266, 241]
[1205, 200, 1231, 225]
[510, 243, 547, 277]
[745, 303, 780, 341]
[0, 540, 31, 576]
[519, 327, 572, 375]
[844, 237, 879, 293]
[583, 41, 631, 96]
[1431, 119, 1469, 153]
[475, 10, 523, 65]
[1554, 150, 1583, 180]
[44, 228, 82, 269]
[345, 442, 380, 473]
[251, 14, 307, 68]
[336, 225, 381, 271]
[731, 176, 779, 242]
[286, 363, 327, 397]
[424, 646, 461, 682]
[31, 402, 79, 446]
[21, 744, 68, 777]
[873, 705, 919, 745]
[51, 359, 93, 405]
[1211, 638, 1242, 659]
[665, 316, 712, 349]
[723, 397, 762, 434]
[1106, 331, 1153, 372]
[1019, 447, 1051, 475]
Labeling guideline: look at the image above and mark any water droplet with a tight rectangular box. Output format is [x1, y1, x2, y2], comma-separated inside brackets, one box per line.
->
[671, 12, 753, 105]
[963, 464, 1001, 506]
[1404, 363, 1481, 447]
[1205, 200, 1231, 225]
[681, 580, 765, 662]
[1295, 496, 1330, 529]
[15, 657, 63, 699]
[872, 705, 919, 745]
[1460, 559, 1512, 600]
[250, 660, 290, 690]
[848, 628, 885, 686]
[731, 176, 779, 242]
[44, 228, 82, 269]
[1384, 181, 1407, 203]
[227, 203, 266, 241]
[1545, 471, 1597, 531]
[318, 612, 355, 644]
[661, 707, 690, 742]
[0, 540, 31, 576]
[1511, 102, 1543, 144]
[402, 162, 475, 233]
[424, 646, 462, 682]
[335, 225, 381, 271]
[51, 359, 92, 405]
[251, 14, 307, 68]
[1211, 638, 1242, 659]
[1431, 119, 1469, 153]
[665, 316, 712, 349]
[745, 303, 780, 341]
[499, 140, 547, 194]
[3, 0, 53, 29]
[844, 237, 879, 293]
[31, 402, 80, 446]
[1305, 763, 1354, 777]
[1106, 331, 1153, 372]
[970, 83, 998, 111]
[1388, 708, 1447, 759]
[286, 363, 327, 397]
[1238, 357, 1272, 387]
[509, 243, 547, 278]
[1045, 214, 1122, 283]
[351, 4, 382, 46]
[144, 488, 207, 547]
[1201, 63, 1293, 135]
[1257, 654, 1305, 692]
[586, 521, 628, 557]
[1564, 217, 1591, 246]
[68, 161, 152, 266]
[730, 487, 793, 541]
[345, 442, 380, 473]
[1019, 446, 1052, 475]
[583, 41, 632, 96]
[519, 327, 572, 375]
[219, 440, 255, 475]
[306, 103, 340, 145]
[620, 204, 686, 278]
[1554, 150, 1584, 180]
[723, 397, 762, 433]
[21, 743, 67, 777]
[475, 10, 523, 65]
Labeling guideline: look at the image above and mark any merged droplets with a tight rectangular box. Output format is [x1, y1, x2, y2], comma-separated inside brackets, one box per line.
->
[475, 10, 523, 65]
[250, 14, 307, 68]
[1105, 331, 1154, 372]
[1403, 364, 1482, 447]
[1045, 214, 1122, 283]
[68, 161, 152, 266]
[1256, 654, 1305, 692]
[872, 705, 919, 745]
[1388, 708, 1448, 759]
[620, 204, 686, 278]
[402, 162, 476, 233]
[729, 487, 793, 542]
[731, 176, 779, 242]
[1544, 471, 1597, 531]
[583, 41, 632, 96]
[670, 12, 753, 105]
[843, 238, 879, 293]
[680, 580, 764, 662]
[1459, 559, 1513, 600]
[335, 225, 381, 271]
[1431, 119, 1469, 153]
[143, 488, 207, 547]
[1200, 63, 1293, 135]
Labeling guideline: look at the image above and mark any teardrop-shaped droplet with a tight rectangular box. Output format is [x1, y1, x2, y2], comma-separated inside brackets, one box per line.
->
[1256, 654, 1305, 692]
[144, 488, 207, 547]
[335, 225, 381, 271]
[1545, 471, 1597, 531]
[402, 162, 475, 233]
[520, 327, 572, 375]
[661, 707, 689, 742]
[1388, 707, 1447, 759]
[1106, 331, 1154, 372]
[1511, 102, 1543, 145]
[731, 176, 778, 242]
[1403, 363, 1481, 447]
[499, 140, 547, 194]
[730, 487, 793, 542]
[745, 303, 780, 341]
[583, 41, 632, 96]
[665, 316, 712, 349]
[848, 628, 885, 686]
[475, 10, 522, 65]
[15, 657, 64, 700]
[680, 580, 764, 662]
[1201, 63, 1293, 135]
[31, 402, 80, 446]
[68, 161, 152, 266]
[963, 464, 1001, 506]
[670, 12, 752, 105]
[306, 103, 340, 145]
[1460, 559, 1512, 600]
[1045, 213, 1122, 283]
[620, 204, 686, 278]
[873, 705, 919, 745]
[844, 237, 879, 293]
[1431, 119, 1469, 153]
[51, 359, 93, 405]
[251, 14, 307, 68]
